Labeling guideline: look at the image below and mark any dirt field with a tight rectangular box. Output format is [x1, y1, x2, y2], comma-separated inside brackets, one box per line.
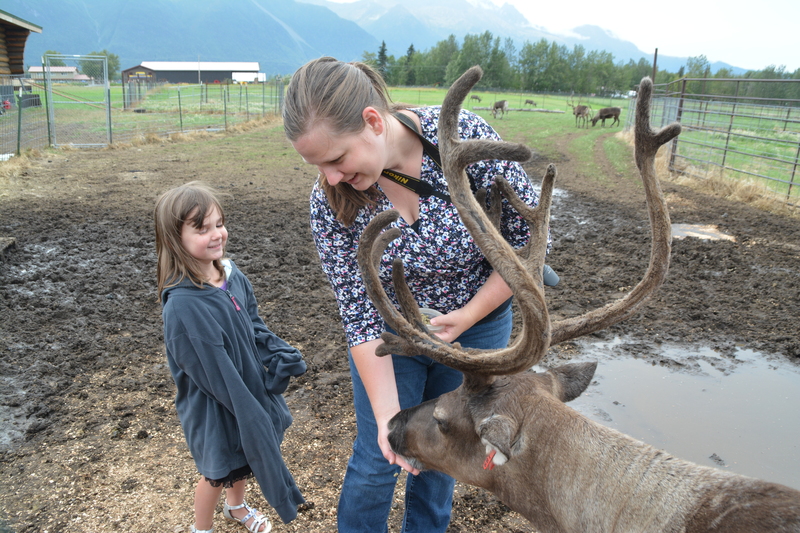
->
[1, 118, 799, 533]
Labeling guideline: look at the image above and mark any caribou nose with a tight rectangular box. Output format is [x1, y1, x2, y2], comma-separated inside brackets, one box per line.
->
[387, 412, 408, 454]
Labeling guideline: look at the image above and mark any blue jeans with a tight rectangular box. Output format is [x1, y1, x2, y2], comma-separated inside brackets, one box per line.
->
[337, 300, 513, 533]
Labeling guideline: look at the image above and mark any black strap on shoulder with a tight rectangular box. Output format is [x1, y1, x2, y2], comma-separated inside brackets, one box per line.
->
[392, 112, 442, 169]
[381, 112, 451, 201]
[381, 112, 476, 203]
[380, 168, 452, 202]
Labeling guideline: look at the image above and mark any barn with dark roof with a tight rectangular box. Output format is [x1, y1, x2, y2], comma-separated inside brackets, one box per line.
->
[121, 61, 260, 84]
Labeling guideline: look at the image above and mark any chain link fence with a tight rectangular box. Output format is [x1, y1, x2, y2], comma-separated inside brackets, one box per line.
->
[43, 54, 111, 147]
[0, 75, 49, 158]
[625, 78, 800, 204]
[2, 58, 285, 156]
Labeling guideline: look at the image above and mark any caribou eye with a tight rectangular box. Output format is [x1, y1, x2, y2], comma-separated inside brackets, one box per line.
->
[434, 416, 449, 434]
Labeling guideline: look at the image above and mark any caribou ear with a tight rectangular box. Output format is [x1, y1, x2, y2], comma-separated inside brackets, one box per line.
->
[477, 414, 524, 468]
[548, 362, 597, 403]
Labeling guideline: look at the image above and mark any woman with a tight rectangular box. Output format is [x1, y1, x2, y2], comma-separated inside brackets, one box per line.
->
[283, 56, 542, 533]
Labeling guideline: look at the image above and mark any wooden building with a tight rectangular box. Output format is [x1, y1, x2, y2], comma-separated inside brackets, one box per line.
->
[28, 66, 80, 81]
[121, 61, 260, 84]
[0, 9, 42, 76]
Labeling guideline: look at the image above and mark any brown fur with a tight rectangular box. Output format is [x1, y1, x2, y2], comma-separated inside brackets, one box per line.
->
[568, 102, 592, 128]
[524, 99, 537, 107]
[591, 106, 621, 127]
[388, 363, 800, 532]
[492, 99, 508, 119]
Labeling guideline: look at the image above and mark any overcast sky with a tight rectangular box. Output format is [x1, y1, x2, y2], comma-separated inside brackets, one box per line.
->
[330, 0, 799, 72]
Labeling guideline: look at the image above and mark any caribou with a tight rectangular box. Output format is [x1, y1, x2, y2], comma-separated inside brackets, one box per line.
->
[470, 94, 482, 103]
[357, 67, 800, 532]
[524, 99, 537, 107]
[491, 99, 508, 119]
[591, 106, 622, 127]
[567, 100, 591, 128]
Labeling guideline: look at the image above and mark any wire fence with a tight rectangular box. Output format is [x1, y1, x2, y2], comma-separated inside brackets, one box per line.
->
[0, 76, 49, 159]
[625, 78, 800, 204]
[0, 72, 285, 156]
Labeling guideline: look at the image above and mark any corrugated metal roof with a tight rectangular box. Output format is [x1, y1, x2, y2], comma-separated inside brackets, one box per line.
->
[139, 61, 259, 72]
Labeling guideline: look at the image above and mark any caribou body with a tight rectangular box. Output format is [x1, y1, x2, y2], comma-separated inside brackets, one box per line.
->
[357, 67, 800, 532]
[591, 106, 621, 127]
[491, 99, 508, 119]
[568, 101, 591, 128]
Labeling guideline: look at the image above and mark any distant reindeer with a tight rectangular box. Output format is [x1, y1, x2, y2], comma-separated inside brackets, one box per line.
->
[470, 95, 481, 103]
[567, 98, 592, 128]
[491, 99, 508, 119]
[524, 99, 537, 107]
[591, 106, 621, 127]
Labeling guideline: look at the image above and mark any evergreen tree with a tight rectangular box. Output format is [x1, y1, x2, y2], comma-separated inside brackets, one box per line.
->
[405, 44, 417, 86]
[377, 41, 389, 80]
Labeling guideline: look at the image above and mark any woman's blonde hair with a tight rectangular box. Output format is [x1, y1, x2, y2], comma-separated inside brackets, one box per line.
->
[154, 181, 226, 298]
[283, 56, 403, 226]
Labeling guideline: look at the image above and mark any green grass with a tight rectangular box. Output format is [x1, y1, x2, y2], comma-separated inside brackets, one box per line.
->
[604, 135, 637, 179]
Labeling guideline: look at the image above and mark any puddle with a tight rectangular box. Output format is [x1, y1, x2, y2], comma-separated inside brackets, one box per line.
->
[539, 338, 800, 490]
[671, 223, 736, 241]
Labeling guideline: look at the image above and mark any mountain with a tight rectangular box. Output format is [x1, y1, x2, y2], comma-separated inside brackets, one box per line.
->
[12, 0, 379, 76]
[299, 0, 746, 75]
[10, 0, 745, 77]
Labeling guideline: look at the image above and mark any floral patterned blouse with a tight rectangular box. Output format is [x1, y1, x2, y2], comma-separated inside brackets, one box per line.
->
[309, 106, 541, 347]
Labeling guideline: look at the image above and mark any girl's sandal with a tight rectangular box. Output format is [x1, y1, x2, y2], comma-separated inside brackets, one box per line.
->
[190, 526, 213, 533]
[223, 500, 272, 533]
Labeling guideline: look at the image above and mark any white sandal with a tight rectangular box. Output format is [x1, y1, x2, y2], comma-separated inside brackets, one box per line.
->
[223, 500, 272, 533]
[190, 526, 213, 533]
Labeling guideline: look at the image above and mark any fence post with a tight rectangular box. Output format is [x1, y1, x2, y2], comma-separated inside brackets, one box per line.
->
[721, 80, 741, 168]
[40, 65, 52, 147]
[224, 87, 228, 130]
[669, 78, 687, 170]
[106, 80, 113, 145]
[15, 94, 23, 155]
[789, 139, 800, 201]
[245, 85, 249, 122]
[178, 87, 184, 132]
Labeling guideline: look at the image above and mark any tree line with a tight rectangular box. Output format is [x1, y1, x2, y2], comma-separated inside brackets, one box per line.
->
[362, 31, 800, 101]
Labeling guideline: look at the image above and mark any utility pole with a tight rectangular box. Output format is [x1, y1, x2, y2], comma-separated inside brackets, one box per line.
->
[652, 48, 658, 83]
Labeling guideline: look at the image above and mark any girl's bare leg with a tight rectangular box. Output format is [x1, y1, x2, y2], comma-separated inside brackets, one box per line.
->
[194, 477, 224, 531]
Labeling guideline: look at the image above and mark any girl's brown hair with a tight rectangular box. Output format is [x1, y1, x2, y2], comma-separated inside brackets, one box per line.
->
[283, 56, 404, 226]
[154, 181, 226, 298]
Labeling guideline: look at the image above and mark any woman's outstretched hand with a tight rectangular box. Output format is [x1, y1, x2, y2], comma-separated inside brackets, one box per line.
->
[377, 416, 421, 476]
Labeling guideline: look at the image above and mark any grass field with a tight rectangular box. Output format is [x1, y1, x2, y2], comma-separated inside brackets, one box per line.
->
[12, 82, 800, 203]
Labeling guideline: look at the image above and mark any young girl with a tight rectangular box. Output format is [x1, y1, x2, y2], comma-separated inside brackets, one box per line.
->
[283, 57, 544, 532]
[155, 182, 306, 533]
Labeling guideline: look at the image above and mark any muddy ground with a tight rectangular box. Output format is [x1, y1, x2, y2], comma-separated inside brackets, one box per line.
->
[0, 121, 799, 533]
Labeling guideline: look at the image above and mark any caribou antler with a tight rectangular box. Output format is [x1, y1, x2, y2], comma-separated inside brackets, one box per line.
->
[549, 78, 679, 344]
[357, 67, 680, 379]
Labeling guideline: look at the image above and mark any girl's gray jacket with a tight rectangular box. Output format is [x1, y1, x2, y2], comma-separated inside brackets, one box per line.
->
[161, 259, 306, 523]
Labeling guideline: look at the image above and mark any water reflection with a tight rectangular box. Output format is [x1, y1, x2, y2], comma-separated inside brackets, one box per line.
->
[539, 338, 800, 490]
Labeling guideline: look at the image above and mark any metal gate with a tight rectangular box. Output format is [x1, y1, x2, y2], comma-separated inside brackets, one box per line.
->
[43, 54, 112, 147]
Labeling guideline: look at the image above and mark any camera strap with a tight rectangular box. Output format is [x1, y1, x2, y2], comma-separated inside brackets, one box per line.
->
[381, 112, 477, 203]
